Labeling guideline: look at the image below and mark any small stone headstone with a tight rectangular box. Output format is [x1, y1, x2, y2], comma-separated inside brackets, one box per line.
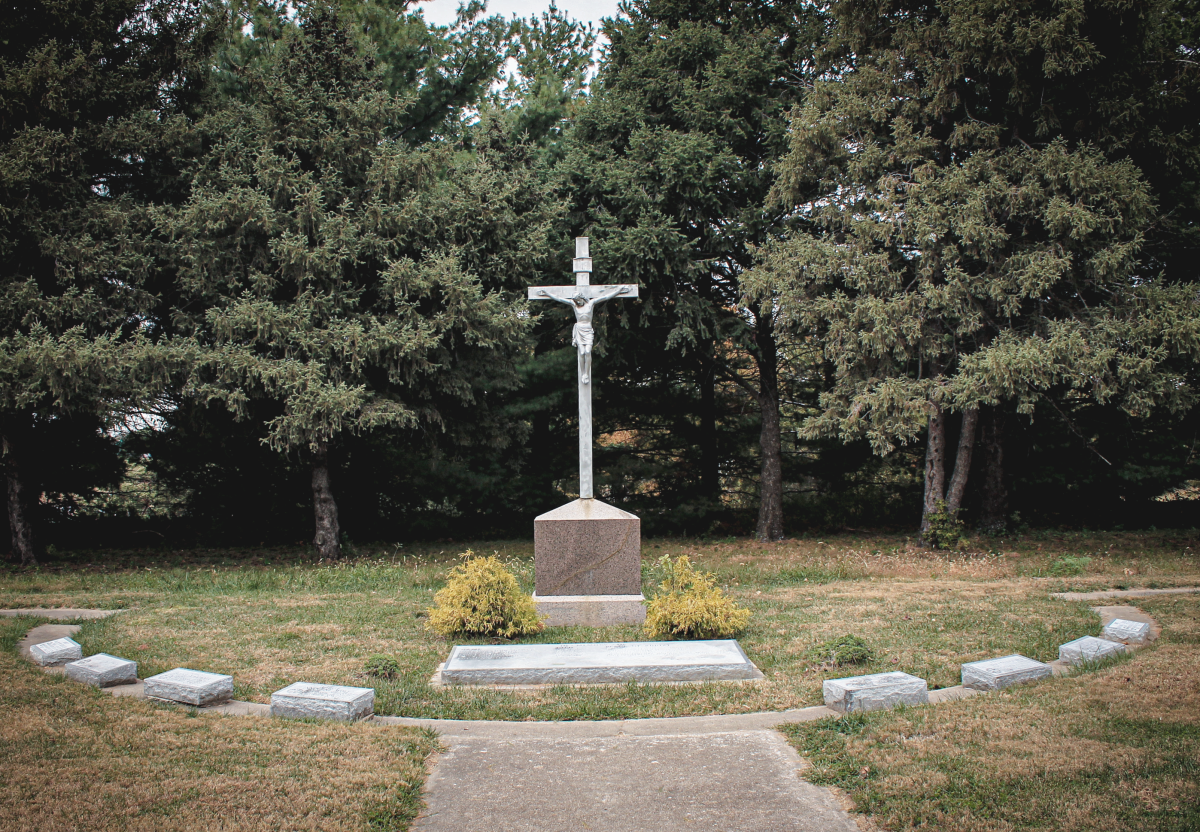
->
[144, 668, 234, 706]
[823, 671, 929, 713]
[1059, 635, 1126, 666]
[1101, 618, 1150, 644]
[961, 654, 1051, 691]
[29, 637, 83, 667]
[64, 653, 138, 688]
[270, 682, 374, 721]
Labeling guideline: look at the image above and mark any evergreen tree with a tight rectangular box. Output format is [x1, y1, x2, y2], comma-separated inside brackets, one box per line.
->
[218, 0, 512, 142]
[0, 0, 218, 564]
[162, 4, 550, 557]
[557, 0, 826, 539]
[490, 3, 596, 153]
[750, 0, 1200, 540]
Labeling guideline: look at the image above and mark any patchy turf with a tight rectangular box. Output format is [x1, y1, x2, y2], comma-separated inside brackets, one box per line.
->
[0, 617, 438, 832]
[780, 592, 1200, 832]
[1, 531, 1195, 721]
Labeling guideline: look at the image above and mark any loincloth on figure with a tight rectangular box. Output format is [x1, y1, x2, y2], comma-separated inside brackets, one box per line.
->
[572, 322, 595, 353]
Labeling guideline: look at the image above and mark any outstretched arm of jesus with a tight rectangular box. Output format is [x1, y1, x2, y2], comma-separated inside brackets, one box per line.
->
[593, 285, 632, 303]
[535, 289, 578, 308]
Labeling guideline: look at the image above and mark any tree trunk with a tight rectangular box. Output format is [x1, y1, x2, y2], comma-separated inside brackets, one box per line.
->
[311, 441, 341, 559]
[699, 343, 719, 503]
[945, 407, 979, 514]
[754, 315, 784, 541]
[920, 404, 947, 539]
[980, 406, 1008, 532]
[3, 435, 35, 566]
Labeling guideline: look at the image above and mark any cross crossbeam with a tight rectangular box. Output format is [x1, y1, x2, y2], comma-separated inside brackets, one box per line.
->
[528, 237, 638, 500]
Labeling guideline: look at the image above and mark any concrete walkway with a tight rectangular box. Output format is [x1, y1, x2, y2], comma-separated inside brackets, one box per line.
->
[412, 729, 861, 832]
[9, 593, 1190, 832]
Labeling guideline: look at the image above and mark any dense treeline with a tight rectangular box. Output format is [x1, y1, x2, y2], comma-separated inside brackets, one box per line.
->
[2, 0, 1197, 563]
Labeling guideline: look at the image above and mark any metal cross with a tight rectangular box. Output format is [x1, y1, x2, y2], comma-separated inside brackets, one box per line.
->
[528, 237, 638, 500]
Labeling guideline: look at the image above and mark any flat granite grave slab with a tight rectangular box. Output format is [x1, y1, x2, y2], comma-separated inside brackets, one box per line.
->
[1102, 618, 1151, 644]
[1059, 635, 1127, 665]
[441, 640, 763, 686]
[144, 668, 234, 706]
[29, 636, 82, 667]
[962, 654, 1052, 691]
[65, 653, 138, 688]
[270, 682, 374, 721]
[823, 671, 929, 713]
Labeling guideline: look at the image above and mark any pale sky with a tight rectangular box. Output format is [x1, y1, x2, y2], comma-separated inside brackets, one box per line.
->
[413, 0, 624, 30]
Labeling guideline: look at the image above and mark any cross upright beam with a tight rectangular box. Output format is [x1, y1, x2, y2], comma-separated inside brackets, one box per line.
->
[528, 237, 638, 499]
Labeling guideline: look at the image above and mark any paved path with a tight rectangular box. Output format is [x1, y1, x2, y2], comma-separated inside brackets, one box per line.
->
[412, 729, 860, 832]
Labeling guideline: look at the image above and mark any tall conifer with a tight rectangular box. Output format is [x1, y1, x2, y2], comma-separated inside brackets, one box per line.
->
[0, 0, 217, 564]
[751, 0, 1200, 540]
[162, 4, 547, 557]
[558, 0, 825, 539]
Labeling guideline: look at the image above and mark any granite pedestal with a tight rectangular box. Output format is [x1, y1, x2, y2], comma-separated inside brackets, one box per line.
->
[1059, 635, 1126, 665]
[270, 682, 374, 721]
[534, 498, 645, 626]
[1102, 618, 1151, 644]
[823, 671, 929, 713]
[145, 668, 234, 706]
[28, 636, 82, 667]
[440, 640, 762, 686]
[65, 653, 138, 688]
[961, 654, 1052, 691]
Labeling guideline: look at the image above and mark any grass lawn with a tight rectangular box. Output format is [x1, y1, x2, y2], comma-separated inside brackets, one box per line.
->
[1, 530, 1196, 722]
[0, 616, 438, 832]
[781, 592, 1200, 832]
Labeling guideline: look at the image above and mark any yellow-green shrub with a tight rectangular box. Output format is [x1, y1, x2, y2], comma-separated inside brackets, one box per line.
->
[426, 551, 544, 638]
[643, 555, 751, 639]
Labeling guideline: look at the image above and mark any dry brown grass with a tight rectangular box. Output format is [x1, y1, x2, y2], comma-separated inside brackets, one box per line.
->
[1, 532, 1196, 721]
[0, 618, 437, 832]
[783, 593, 1200, 832]
[51, 575, 1102, 720]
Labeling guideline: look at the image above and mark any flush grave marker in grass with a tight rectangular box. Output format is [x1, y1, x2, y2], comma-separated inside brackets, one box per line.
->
[1058, 635, 1126, 665]
[64, 653, 137, 687]
[961, 654, 1052, 691]
[270, 682, 374, 721]
[28, 636, 82, 666]
[822, 671, 928, 713]
[1102, 617, 1150, 643]
[144, 668, 234, 706]
[439, 640, 763, 686]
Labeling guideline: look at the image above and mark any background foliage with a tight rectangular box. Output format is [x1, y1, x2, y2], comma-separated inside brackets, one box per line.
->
[3, 0, 1197, 559]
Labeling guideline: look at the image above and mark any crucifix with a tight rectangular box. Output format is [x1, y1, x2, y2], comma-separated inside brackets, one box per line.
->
[528, 237, 638, 500]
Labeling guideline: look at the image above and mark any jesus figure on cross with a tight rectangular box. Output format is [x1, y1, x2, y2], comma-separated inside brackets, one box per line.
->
[528, 237, 638, 499]
[534, 284, 631, 384]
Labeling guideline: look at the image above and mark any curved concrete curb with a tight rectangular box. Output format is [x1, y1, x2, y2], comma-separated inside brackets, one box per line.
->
[1050, 586, 1200, 601]
[1, 608, 127, 620]
[8, 598, 1180, 832]
[10, 596, 1165, 733]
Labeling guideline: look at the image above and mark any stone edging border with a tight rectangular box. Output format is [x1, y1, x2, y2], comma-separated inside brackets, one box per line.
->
[8, 589, 1193, 736]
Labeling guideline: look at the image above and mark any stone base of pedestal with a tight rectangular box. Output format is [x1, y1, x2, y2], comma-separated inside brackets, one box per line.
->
[534, 498, 641, 596]
[534, 593, 647, 627]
